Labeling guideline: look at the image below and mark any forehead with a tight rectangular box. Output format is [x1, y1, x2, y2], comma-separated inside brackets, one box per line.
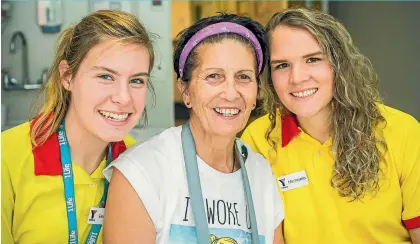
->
[195, 39, 256, 70]
[80, 39, 148, 69]
[270, 25, 322, 58]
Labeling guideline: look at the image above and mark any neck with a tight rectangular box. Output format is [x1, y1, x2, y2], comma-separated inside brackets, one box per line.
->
[296, 105, 332, 144]
[64, 107, 108, 174]
[189, 116, 237, 173]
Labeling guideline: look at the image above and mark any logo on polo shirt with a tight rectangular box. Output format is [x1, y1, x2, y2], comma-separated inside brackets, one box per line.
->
[87, 207, 105, 225]
[278, 178, 287, 187]
[278, 170, 309, 192]
[89, 209, 98, 221]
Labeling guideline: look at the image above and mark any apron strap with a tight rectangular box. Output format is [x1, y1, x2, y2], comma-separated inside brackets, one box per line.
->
[181, 122, 260, 244]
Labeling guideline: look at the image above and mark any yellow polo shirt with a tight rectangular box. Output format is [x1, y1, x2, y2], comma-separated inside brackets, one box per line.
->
[241, 104, 420, 243]
[1, 121, 136, 244]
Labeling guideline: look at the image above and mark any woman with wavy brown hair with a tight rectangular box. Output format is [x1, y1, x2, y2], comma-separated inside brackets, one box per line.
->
[241, 8, 420, 243]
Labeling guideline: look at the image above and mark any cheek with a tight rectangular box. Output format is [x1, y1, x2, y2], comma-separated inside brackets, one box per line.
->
[191, 84, 214, 105]
[316, 64, 334, 87]
[74, 79, 109, 103]
[272, 72, 290, 99]
[241, 84, 258, 105]
[132, 88, 148, 110]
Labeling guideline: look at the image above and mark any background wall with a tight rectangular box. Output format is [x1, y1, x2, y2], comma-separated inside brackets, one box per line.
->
[2, 1, 418, 132]
[330, 1, 420, 120]
[1, 1, 174, 129]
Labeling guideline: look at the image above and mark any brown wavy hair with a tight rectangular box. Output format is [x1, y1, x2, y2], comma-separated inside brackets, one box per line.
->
[263, 8, 387, 200]
[30, 10, 156, 147]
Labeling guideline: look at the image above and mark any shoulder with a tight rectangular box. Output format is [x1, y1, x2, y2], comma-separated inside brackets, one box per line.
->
[113, 126, 182, 172]
[2, 121, 31, 144]
[243, 114, 272, 135]
[123, 135, 137, 148]
[2, 122, 34, 183]
[2, 122, 33, 162]
[241, 114, 280, 159]
[239, 139, 272, 176]
[379, 104, 420, 137]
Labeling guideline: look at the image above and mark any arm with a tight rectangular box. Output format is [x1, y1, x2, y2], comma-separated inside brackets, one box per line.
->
[273, 222, 285, 244]
[1, 158, 15, 244]
[410, 228, 420, 244]
[103, 168, 155, 243]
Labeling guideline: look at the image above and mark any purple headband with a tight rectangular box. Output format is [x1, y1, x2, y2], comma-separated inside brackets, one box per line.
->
[178, 22, 263, 78]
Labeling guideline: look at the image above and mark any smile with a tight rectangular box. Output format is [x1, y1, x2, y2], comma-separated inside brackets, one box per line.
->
[99, 110, 131, 122]
[213, 107, 241, 117]
[291, 88, 318, 98]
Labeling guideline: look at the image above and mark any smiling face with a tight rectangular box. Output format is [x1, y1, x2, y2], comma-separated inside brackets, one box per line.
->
[270, 25, 334, 121]
[180, 39, 258, 138]
[61, 38, 150, 142]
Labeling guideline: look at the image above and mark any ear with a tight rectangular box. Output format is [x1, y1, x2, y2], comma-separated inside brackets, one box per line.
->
[177, 79, 191, 108]
[58, 60, 72, 91]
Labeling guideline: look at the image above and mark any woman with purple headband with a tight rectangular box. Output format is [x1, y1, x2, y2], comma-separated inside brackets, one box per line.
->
[102, 13, 285, 244]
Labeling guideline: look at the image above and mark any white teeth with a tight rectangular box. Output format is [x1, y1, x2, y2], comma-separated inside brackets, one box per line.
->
[292, 88, 318, 98]
[99, 110, 129, 121]
[214, 108, 240, 117]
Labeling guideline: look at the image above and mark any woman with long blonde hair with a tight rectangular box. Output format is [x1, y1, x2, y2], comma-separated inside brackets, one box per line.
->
[242, 8, 420, 243]
[2, 10, 155, 244]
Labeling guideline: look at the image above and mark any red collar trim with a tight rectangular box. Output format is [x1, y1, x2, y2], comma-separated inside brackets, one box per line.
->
[281, 115, 301, 147]
[30, 115, 127, 176]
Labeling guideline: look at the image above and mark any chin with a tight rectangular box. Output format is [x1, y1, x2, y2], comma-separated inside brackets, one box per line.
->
[213, 126, 241, 138]
[97, 132, 128, 143]
[290, 107, 323, 119]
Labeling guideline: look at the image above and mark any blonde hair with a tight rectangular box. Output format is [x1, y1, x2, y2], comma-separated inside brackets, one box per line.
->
[263, 8, 387, 200]
[30, 10, 155, 147]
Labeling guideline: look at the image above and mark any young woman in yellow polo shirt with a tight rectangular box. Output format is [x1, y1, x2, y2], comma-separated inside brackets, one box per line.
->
[1, 10, 155, 244]
[242, 8, 420, 244]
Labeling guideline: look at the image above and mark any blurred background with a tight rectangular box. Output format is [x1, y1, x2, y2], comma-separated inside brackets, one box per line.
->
[1, 0, 419, 141]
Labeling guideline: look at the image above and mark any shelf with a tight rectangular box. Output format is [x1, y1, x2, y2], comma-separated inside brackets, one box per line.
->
[3, 83, 42, 90]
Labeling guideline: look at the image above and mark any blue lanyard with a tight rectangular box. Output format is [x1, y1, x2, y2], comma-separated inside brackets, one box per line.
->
[181, 121, 259, 244]
[57, 121, 112, 244]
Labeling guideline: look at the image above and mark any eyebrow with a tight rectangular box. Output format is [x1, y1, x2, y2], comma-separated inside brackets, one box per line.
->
[237, 69, 255, 73]
[200, 68, 254, 73]
[270, 51, 324, 65]
[92, 66, 149, 77]
[302, 51, 323, 58]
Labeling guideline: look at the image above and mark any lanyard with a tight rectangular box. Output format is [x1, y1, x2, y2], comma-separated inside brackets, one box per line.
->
[57, 120, 112, 244]
[181, 121, 260, 244]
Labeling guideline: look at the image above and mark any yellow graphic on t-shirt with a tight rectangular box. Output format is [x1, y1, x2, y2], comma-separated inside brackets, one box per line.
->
[210, 234, 238, 244]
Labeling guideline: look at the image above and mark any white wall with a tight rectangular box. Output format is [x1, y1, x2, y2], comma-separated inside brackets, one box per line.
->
[330, 1, 420, 120]
[1, 1, 174, 129]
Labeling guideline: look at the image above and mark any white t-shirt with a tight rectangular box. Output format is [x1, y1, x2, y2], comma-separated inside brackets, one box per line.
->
[103, 126, 284, 244]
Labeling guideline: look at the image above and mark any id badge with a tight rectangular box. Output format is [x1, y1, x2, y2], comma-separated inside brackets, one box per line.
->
[278, 170, 309, 192]
[87, 207, 105, 225]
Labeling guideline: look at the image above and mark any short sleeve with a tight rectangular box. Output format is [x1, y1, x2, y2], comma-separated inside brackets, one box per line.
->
[103, 154, 161, 228]
[401, 118, 420, 229]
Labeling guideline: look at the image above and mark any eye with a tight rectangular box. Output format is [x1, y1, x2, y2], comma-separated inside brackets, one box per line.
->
[130, 78, 145, 85]
[205, 73, 224, 83]
[237, 73, 252, 82]
[274, 63, 290, 70]
[98, 74, 113, 81]
[307, 57, 321, 63]
[206, 73, 221, 79]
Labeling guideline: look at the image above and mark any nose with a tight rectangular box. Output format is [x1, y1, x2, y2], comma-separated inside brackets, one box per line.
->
[111, 83, 131, 106]
[221, 78, 241, 101]
[290, 63, 310, 84]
